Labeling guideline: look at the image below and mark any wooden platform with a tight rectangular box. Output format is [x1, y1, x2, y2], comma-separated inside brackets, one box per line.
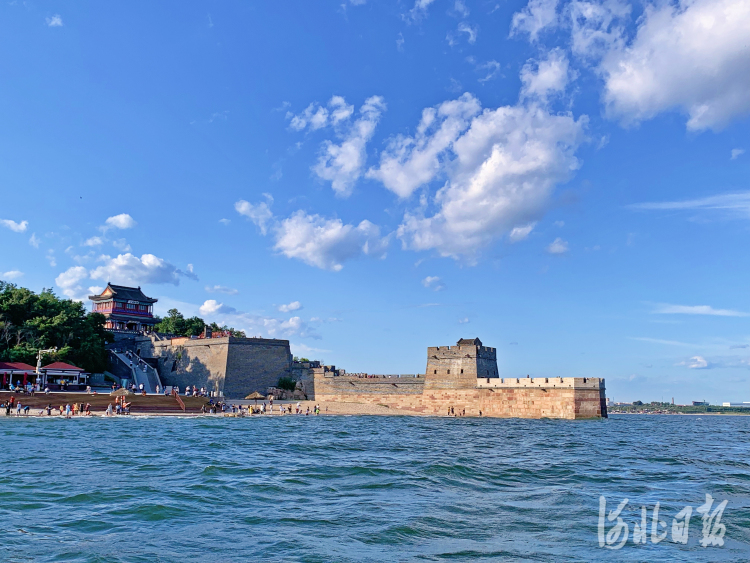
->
[0, 391, 210, 414]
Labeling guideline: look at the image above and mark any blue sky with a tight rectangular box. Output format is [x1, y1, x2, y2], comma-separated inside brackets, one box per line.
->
[1, 0, 749, 403]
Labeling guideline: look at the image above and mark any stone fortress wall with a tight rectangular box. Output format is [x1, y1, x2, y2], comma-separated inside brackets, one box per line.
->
[313, 338, 607, 419]
[108, 333, 293, 398]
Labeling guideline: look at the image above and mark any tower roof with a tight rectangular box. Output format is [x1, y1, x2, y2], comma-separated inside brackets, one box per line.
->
[89, 283, 158, 303]
[457, 337, 482, 347]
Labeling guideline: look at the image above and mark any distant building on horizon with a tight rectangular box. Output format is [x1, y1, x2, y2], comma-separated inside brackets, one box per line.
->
[89, 283, 158, 332]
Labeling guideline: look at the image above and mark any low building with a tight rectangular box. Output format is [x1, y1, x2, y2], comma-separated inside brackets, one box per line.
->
[89, 284, 158, 332]
[721, 402, 750, 408]
[41, 362, 87, 387]
[0, 362, 36, 387]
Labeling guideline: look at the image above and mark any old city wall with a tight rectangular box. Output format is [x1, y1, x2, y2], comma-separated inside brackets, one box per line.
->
[142, 336, 292, 398]
[224, 338, 292, 399]
[151, 337, 230, 394]
[313, 373, 606, 419]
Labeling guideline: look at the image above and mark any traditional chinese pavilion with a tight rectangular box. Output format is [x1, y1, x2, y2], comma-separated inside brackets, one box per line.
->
[89, 284, 158, 332]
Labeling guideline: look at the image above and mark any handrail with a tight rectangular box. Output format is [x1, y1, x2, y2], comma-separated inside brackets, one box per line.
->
[172, 389, 185, 411]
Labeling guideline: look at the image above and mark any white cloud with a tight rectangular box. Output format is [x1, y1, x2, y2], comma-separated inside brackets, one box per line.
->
[103, 213, 137, 231]
[199, 299, 237, 316]
[455, 0, 470, 17]
[1, 270, 23, 280]
[312, 96, 386, 197]
[509, 223, 536, 242]
[383, 96, 585, 260]
[1, 219, 28, 233]
[46, 250, 56, 268]
[46, 14, 63, 27]
[89, 253, 192, 286]
[408, 0, 438, 20]
[367, 93, 482, 199]
[279, 301, 302, 313]
[568, 0, 631, 59]
[732, 148, 745, 160]
[652, 304, 749, 317]
[29, 233, 40, 248]
[112, 238, 131, 252]
[55, 266, 89, 300]
[630, 192, 750, 219]
[235, 194, 274, 234]
[458, 317, 470, 323]
[477, 60, 501, 83]
[547, 237, 569, 254]
[677, 355, 709, 369]
[273, 211, 389, 271]
[422, 276, 445, 291]
[599, 0, 750, 131]
[84, 236, 104, 247]
[205, 285, 239, 295]
[520, 48, 574, 101]
[511, 0, 559, 41]
[219, 218, 231, 225]
[448, 22, 478, 45]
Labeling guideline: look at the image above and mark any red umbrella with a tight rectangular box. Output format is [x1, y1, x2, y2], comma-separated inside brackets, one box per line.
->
[23, 373, 28, 386]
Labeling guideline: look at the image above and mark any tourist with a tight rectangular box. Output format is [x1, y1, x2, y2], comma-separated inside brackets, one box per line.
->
[22, 405, 30, 415]
[139, 383, 144, 394]
[44, 386, 49, 395]
[15, 402, 22, 416]
[46, 404, 52, 416]
[106, 403, 112, 416]
[115, 403, 121, 415]
[85, 403, 91, 415]
[4, 402, 10, 416]
[156, 385, 160, 394]
[65, 404, 71, 418]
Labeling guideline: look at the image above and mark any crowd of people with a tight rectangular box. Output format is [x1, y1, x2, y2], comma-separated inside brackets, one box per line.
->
[1, 395, 94, 417]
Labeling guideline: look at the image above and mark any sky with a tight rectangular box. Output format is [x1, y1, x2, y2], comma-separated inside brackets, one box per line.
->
[1, 0, 749, 404]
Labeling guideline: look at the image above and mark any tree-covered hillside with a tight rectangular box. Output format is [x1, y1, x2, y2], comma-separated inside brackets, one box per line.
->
[0, 281, 113, 373]
[154, 308, 245, 338]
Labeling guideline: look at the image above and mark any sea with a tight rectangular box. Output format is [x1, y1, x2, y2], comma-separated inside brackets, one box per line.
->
[0, 414, 748, 563]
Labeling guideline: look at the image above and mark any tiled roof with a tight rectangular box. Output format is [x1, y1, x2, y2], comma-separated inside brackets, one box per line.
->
[89, 283, 157, 303]
[42, 362, 84, 371]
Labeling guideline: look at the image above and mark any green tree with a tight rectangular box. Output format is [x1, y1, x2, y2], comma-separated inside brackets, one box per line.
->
[0, 281, 113, 373]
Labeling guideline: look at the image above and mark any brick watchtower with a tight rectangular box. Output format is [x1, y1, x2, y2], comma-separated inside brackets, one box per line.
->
[424, 337, 499, 389]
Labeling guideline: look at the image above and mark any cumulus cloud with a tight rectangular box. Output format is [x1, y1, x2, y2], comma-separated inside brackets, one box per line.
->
[84, 236, 104, 247]
[367, 93, 482, 199]
[509, 223, 536, 242]
[205, 285, 239, 295]
[520, 48, 575, 101]
[547, 237, 569, 254]
[511, 0, 559, 41]
[600, 0, 750, 130]
[235, 194, 274, 234]
[652, 304, 749, 317]
[55, 266, 89, 300]
[374, 94, 585, 260]
[312, 96, 386, 197]
[1, 219, 28, 233]
[274, 211, 389, 271]
[199, 299, 237, 316]
[278, 301, 302, 313]
[677, 355, 709, 369]
[584, 0, 744, 129]
[103, 213, 137, 231]
[46, 14, 63, 27]
[732, 148, 745, 160]
[89, 253, 194, 286]
[1, 270, 23, 280]
[422, 276, 445, 291]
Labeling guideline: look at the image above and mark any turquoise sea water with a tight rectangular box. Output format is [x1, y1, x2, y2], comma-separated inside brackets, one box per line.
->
[1, 414, 748, 562]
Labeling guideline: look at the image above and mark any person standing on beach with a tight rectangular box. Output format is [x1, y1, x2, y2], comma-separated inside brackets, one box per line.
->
[65, 404, 71, 418]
